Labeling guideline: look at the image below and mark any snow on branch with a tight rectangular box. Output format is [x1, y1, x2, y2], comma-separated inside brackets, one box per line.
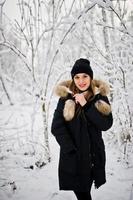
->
[0, 42, 31, 72]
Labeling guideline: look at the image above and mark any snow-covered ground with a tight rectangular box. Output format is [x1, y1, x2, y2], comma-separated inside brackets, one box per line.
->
[0, 133, 133, 200]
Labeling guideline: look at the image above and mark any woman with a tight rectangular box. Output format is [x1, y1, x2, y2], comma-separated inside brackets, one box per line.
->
[51, 58, 113, 200]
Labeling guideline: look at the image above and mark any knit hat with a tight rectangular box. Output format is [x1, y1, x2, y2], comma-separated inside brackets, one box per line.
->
[71, 58, 93, 79]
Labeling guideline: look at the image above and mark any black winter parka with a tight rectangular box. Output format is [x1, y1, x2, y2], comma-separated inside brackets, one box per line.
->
[51, 79, 113, 191]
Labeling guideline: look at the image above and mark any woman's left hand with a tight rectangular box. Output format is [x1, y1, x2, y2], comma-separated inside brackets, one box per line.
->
[73, 93, 87, 107]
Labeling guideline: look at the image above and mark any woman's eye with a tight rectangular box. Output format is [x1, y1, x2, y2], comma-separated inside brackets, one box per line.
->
[74, 76, 79, 79]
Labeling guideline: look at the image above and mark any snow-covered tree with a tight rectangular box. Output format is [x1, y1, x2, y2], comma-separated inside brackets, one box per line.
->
[0, 0, 133, 195]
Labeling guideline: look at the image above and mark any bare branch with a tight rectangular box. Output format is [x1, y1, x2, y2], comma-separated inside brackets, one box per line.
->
[60, 2, 96, 45]
[0, 76, 13, 105]
[0, 0, 6, 6]
[96, 22, 133, 38]
[14, 20, 30, 46]
[0, 42, 31, 71]
[109, 5, 127, 30]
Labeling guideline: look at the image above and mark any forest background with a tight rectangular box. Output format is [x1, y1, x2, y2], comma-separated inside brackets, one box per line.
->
[0, 0, 133, 199]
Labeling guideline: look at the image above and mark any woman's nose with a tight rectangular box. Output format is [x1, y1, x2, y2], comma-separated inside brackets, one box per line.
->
[79, 79, 83, 84]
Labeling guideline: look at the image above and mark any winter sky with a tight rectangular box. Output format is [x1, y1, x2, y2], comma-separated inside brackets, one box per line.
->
[4, 0, 75, 21]
[3, 0, 133, 22]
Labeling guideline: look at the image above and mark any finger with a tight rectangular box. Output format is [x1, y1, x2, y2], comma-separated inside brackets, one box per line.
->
[73, 93, 80, 97]
[67, 89, 73, 94]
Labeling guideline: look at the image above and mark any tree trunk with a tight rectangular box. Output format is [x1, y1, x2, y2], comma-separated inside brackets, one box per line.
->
[42, 101, 51, 163]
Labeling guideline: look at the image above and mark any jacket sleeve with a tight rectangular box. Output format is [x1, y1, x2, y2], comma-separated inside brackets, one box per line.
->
[51, 98, 77, 153]
[83, 94, 113, 131]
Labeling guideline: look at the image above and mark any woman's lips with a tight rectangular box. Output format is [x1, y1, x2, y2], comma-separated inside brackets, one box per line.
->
[79, 84, 86, 88]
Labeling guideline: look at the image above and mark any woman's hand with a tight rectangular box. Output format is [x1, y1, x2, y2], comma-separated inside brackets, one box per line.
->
[73, 93, 87, 107]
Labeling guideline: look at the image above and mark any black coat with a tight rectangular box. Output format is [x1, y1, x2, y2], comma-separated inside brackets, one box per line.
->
[51, 83, 113, 191]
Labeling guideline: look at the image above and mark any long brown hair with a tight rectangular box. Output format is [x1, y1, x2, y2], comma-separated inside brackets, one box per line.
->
[69, 79, 95, 116]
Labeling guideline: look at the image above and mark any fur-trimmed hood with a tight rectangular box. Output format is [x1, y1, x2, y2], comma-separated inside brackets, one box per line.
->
[54, 79, 111, 121]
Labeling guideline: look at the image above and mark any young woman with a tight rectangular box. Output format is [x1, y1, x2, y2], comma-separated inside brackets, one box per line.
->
[51, 58, 113, 200]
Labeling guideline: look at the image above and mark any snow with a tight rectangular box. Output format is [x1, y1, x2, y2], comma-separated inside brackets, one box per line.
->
[1, 0, 133, 199]
[0, 133, 133, 200]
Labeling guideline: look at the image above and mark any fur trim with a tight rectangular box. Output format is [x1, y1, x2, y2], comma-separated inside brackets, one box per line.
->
[55, 79, 111, 120]
[54, 80, 72, 97]
[91, 79, 110, 96]
[55, 79, 110, 97]
[63, 100, 76, 121]
[95, 100, 111, 115]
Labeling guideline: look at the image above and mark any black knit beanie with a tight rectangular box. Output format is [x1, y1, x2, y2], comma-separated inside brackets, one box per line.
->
[71, 58, 93, 79]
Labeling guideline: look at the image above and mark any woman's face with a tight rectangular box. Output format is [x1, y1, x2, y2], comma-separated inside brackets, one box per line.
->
[74, 73, 91, 91]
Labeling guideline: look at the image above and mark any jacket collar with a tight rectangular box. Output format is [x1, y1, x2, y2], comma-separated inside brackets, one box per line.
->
[54, 79, 110, 98]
